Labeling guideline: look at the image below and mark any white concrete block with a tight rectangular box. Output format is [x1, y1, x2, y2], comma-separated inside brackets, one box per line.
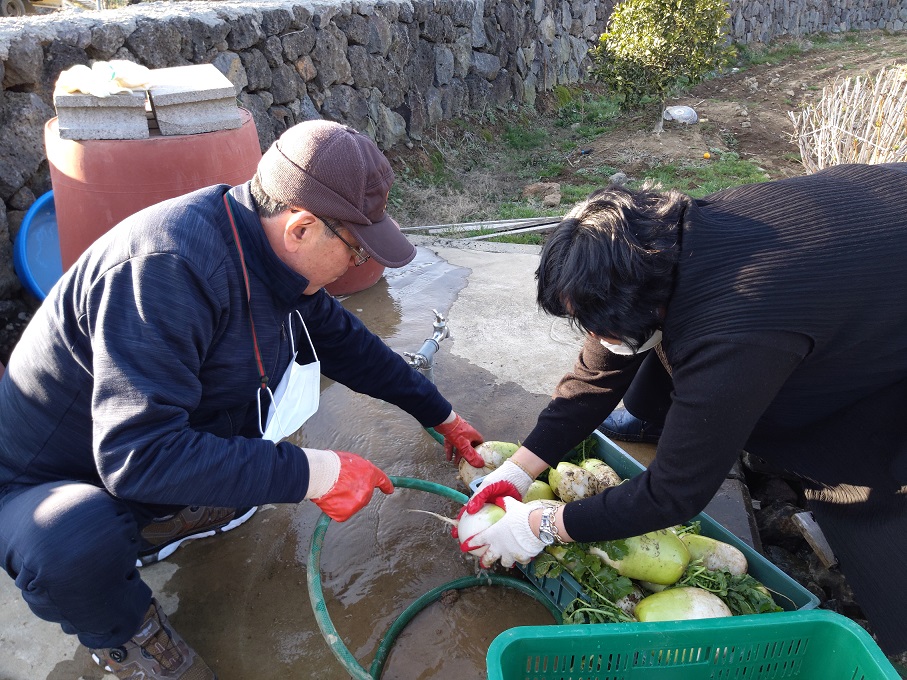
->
[51, 64, 243, 140]
[53, 90, 149, 140]
[152, 97, 243, 136]
[149, 64, 237, 105]
[148, 64, 242, 136]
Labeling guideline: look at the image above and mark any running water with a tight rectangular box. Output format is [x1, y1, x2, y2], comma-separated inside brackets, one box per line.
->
[162, 249, 557, 680]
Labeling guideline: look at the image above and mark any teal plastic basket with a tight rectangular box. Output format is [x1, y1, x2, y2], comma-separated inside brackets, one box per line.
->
[487, 610, 900, 680]
[518, 431, 820, 614]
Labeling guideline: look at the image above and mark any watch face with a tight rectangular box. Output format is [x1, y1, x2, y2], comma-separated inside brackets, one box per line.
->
[538, 529, 555, 545]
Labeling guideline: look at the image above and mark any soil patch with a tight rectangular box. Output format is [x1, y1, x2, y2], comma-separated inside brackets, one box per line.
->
[388, 30, 907, 228]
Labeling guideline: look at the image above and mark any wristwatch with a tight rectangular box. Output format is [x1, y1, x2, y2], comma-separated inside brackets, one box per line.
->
[537, 505, 564, 546]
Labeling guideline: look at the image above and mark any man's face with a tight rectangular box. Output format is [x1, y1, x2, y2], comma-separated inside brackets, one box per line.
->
[297, 218, 366, 295]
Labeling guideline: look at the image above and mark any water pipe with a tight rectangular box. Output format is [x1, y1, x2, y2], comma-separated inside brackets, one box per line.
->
[306, 476, 561, 679]
[405, 309, 449, 384]
[405, 309, 451, 446]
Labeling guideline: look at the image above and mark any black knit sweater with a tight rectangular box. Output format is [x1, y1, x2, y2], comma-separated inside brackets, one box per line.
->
[522, 163, 907, 542]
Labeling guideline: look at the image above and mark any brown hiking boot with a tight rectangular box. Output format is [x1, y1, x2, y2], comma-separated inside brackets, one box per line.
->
[137, 506, 257, 567]
[90, 599, 216, 679]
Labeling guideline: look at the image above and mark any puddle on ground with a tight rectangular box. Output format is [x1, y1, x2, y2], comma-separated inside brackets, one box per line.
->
[158, 248, 558, 680]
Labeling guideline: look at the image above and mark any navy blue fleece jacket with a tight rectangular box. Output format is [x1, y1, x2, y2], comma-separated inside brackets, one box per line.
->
[0, 183, 450, 507]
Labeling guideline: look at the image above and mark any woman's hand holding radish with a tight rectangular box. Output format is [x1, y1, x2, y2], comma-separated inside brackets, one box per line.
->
[304, 449, 394, 522]
[467, 460, 533, 511]
[434, 412, 485, 467]
[462, 497, 549, 569]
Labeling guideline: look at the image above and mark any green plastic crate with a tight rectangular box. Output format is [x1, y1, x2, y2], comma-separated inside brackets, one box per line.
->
[487, 610, 899, 680]
[517, 431, 820, 613]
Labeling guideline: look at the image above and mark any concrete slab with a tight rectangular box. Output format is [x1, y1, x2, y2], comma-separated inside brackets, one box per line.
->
[53, 90, 149, 141]
[52, 64, 243, 142]
[148, 64, 242, 136]
[151, 97, 243, 136]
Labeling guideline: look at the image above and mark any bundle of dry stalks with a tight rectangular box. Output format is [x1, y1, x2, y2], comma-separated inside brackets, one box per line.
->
[789, 64, 907, 173]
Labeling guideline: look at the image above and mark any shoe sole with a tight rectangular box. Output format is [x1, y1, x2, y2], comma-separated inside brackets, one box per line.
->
[90, 653, 114, 673]
[597, 426, 661, 444]
[136, 507, 258, 568]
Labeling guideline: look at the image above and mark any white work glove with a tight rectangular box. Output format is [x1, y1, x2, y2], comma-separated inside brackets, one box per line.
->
[474, 459, 533, 499]
[465, 497, 548, 569]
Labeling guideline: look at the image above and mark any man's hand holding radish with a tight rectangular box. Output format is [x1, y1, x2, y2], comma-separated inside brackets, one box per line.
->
[434, 411, 486, 467]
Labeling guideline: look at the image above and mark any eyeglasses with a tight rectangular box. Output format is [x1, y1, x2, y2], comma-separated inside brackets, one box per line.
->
[321, 217, 370, 267]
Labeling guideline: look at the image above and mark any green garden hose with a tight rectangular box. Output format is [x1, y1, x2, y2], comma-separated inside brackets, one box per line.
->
[306, 475, 561, 680]
[424, 426, 445, 446]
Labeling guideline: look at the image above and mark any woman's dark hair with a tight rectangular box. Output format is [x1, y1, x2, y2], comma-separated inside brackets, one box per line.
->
[536, 183, 688, 349]
[250, 172, 292, 218]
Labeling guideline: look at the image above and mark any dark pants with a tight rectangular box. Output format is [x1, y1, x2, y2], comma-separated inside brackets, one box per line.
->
[622, 350, 673, 425]
[0, 481, 163, 648]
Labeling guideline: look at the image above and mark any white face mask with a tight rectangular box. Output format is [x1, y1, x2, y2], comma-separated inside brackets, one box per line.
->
[599, 329, 663, 356]
[259, 312, 321, 442]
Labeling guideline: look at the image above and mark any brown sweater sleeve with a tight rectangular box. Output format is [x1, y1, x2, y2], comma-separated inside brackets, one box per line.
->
[521, 335, 645, 464]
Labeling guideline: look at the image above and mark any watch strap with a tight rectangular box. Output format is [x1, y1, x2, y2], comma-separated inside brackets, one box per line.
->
[539, 504, 564, 545]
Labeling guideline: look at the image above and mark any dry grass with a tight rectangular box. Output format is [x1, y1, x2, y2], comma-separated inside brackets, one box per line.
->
[790, 64, 907, 173]
[394, 182, 502, 228]
[390, 122, 533, 228]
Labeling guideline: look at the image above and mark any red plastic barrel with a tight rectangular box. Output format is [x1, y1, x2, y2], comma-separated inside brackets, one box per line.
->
[45, 108, 262, 271]
[325, 257, 386, 296]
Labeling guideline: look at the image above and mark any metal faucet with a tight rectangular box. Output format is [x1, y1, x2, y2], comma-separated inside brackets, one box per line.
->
[405, 309, 449, 383]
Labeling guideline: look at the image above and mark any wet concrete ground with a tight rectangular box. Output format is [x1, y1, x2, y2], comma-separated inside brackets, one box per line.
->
[1, 240, 595, 680]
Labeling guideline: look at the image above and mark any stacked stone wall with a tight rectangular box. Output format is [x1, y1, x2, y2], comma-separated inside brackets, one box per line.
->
[0, 0, 615, 300]
[728, 0, 905, 44]
[0, 0, 903, 303]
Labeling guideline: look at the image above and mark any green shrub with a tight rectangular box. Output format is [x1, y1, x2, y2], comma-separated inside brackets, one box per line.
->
[590, 0, 735, 108]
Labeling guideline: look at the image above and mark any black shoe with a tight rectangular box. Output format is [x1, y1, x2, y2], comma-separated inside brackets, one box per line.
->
[598, 408, 663, 444]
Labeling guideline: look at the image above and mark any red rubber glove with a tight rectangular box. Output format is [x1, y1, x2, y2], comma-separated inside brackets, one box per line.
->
[452, 480, 520, 540]
[311, 451, 394, 522]
[465, 479, 521, 514]
[434, 414, 485, 468]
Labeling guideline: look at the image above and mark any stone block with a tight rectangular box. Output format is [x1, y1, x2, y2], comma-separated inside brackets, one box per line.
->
[152, 97, 244, 136]
[53, 90, 149, 141]
[148, 64, 242, 136]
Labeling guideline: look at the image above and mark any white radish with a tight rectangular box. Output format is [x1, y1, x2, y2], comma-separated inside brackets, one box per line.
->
[615, 584, 646, 618]
[457, 441, 518, 487]
[547, 461, 599, 501]
[680, 533, 748, 575]
[523, 480, 557, 502]
[578, 458, 622, 488]
[634, 587, 733, 621]
[410, 504, 505, 557]
[637, 580, 669, 594]
[588, 529, 690, 585]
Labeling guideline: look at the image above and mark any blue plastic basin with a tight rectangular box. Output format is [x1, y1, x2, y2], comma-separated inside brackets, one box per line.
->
[14, 190, 63, 301]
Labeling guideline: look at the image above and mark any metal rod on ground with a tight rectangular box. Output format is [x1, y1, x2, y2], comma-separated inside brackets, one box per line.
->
[400, 216, 561, 236]
[462, 221, 560, 241]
